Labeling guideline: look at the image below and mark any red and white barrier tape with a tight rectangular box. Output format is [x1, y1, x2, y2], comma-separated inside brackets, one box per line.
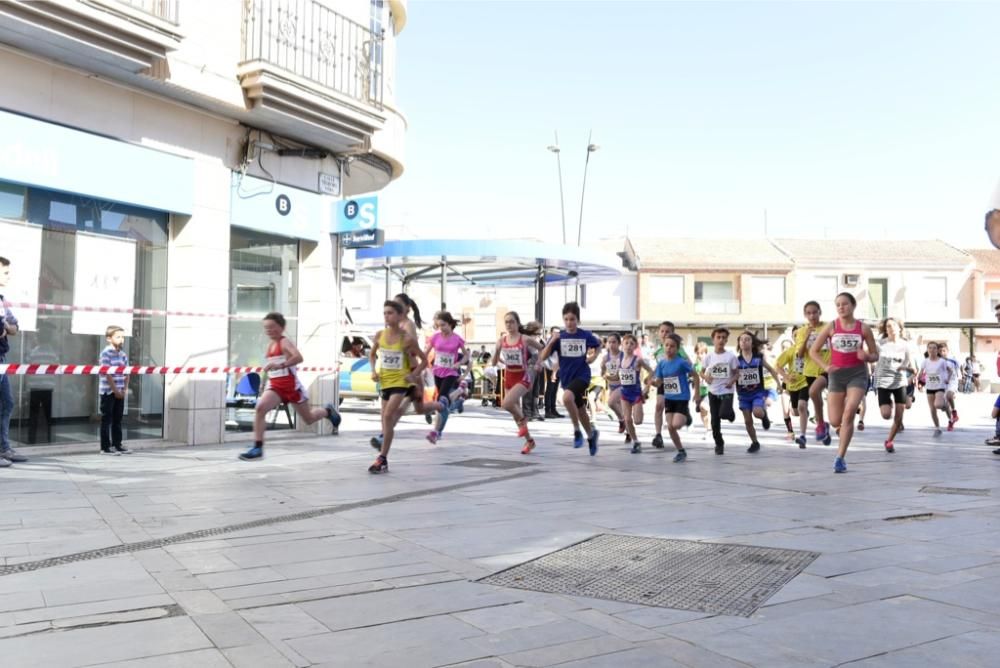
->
[0, 300, 290, 321]
[0, 364, 340, 376]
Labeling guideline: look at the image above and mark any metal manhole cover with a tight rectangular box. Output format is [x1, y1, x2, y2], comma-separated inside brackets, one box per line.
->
[478, 534, 818, 617]
[445, 458, 536, 470]
[919, 486, 990, 497]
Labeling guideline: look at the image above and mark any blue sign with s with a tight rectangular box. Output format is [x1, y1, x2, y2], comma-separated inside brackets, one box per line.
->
[334, 196, 378, 233]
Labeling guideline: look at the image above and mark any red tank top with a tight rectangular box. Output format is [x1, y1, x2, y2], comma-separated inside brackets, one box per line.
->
[265, 337, 297, 390]
[500, 335, 528, 370]
[830, 319, 864, 369]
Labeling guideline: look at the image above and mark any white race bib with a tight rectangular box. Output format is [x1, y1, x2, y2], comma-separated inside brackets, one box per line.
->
[793, 357, 805, 373]
[382, 350, 404, 370]
[807, 332, 830, 351]
[501, 348, 523, 367]
[738, 367, 760, 386]
[831, 334, 862, 354]
[927, 373, 942, 387]
[710, 363, 730, 379]
[618, 368, 637, 386]
[267, 355, 288, 378]
[662, 376, 681, 395]
[436, 352, 456, 368]
[560, 338, 586, 358]
[606, 357, 620, 372]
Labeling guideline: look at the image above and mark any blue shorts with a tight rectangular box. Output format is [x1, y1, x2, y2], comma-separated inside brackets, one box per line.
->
[620, 385, 643, 404]
[766, 388, 778, 402]
[738, 390, 767, 412]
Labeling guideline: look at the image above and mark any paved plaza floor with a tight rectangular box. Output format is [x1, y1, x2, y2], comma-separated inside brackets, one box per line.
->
[2, 393, 1000, 667]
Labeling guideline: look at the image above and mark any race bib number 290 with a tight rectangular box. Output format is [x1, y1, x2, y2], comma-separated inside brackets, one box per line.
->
[662, 376, 681, 395]
[560, 338, 585, 357]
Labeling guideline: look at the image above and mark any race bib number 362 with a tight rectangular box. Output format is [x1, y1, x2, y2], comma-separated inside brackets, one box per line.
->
[502, 349, 523, 366]
[560, 338, 585, 357]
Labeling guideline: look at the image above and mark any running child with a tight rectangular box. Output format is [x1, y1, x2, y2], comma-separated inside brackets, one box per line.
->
[874, 317, 915, 453]
[617, 333, 654, 453]
[700, 327, 738, 454]
[651, 321, 690, 447]
[796, 301, 833, 446]
[652, 334, 700, 462]
[372, 293, 424, 449]
[938, 342, 960, 430]
[775, 332, 810, 448]
[492, 312, 543, 454]
[735, 331, 780, 454]
[692, 341, 711, 437]
[600, 333, 626, 435]
[809, 292, 879, 473]
[367, 301, 449, 473]
[424, 311, 467, 443]
[239, 312, 341, 461]
[917, 341, 953, 437]
[535, 302, 602, 455]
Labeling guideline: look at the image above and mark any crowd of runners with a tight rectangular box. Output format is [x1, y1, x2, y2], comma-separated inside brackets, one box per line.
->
[240, 292, 999, 475]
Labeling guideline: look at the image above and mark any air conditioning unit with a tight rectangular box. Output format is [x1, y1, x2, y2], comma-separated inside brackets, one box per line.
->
[843, 274, 860, 287]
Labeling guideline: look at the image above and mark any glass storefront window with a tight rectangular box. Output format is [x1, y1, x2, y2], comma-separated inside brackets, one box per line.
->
[227, 228, 298, 431]
[4, 185, 168, 445]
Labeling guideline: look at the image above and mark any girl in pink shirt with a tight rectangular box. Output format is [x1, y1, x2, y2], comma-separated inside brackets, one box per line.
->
[424, 311, 468, 443]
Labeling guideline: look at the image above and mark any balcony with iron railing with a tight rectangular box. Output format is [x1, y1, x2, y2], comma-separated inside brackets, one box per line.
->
[111, 0, 179, 24]
[241, 0, 384, 112]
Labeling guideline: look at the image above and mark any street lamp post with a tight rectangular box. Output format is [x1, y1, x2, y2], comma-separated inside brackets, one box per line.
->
[547, 132, 568, 303]
[575, 130, 599, 301]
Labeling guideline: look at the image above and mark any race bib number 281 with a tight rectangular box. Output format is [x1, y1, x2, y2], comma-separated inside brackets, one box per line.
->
[560, 338, 585, 357]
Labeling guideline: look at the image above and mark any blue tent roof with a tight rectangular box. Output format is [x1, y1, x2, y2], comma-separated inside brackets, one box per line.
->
[355, 239, 627, 286]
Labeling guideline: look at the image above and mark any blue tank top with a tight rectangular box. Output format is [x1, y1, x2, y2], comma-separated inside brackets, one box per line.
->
[736, 355, 764, 395]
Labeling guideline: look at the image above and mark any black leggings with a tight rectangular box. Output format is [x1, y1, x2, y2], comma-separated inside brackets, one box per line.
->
[707, 393, 735, 446]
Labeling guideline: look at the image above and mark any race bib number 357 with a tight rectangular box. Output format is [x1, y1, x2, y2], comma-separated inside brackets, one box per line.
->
[560, 338, 585, 357]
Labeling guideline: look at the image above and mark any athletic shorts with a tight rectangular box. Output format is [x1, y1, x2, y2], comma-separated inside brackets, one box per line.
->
[926, 388, 945, 396]
[788, 387, 809, 405]
[562, 378, 589, 407]
[738, 390, 767, 412]
[503, 368, 533, 391]
[434, 375, 459, 400]
[266, 381, 308, 405]
[381, 385, 419, 402]
[828, 365, 869, 393]
[766, 388, 778, 402]
[620, 385, 643, 405]
[906, 383, 915, 399]
[877, 387, 906, 406]
[663, 399, 690, 415]
[804, 374, 828, 391]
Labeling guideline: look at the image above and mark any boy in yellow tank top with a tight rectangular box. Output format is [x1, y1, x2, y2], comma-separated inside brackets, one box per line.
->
[795, 300, 833, 445]
[367, 300, 449, 473]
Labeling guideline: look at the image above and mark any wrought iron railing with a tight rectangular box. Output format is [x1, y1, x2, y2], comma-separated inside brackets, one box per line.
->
[241, 0, 384, 110]
[113, 0, 180, 24]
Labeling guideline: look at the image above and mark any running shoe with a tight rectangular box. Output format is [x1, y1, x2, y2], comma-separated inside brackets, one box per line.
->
[985, 436, 1000, 446]
[517, 421, 529, 438]
[521, 439, 536, 455]
[426, 430, 439, 444]
[672, 449, 687, 463]
[624, 434, 632, 445]
[114, 445, 131, 455]
[815, 421, 828, 442]
[884, 439, 895, 453]
[368, 455, 388, 473]
[761, 414, 771, 431]
[618, 420, 626, 434]
[747, 442, 760, 454]
[947, 419, 954, 432]
[834, 457, 847, 473]
[715, 443, 724, 455]
[425, 412, 433, 424]
[1, 449, 28, 463]
[952, 410, 959, 423]
[573, 431, 584, 448]
[822, 433, 832, 446]
[857, 421, 865, 431]
[630, 441, 641, 454]
[324, 403, 342, 432]
[101, 448, 120, 456]
[370, 434, 384, 450]
[588, 429, 599, 456]
[934, 428, 942, 438]
[993, 448, 1000, 455]
[239, 446, 262, 461]
[651, 433, 664, 449]
[795, 435, 807, 449]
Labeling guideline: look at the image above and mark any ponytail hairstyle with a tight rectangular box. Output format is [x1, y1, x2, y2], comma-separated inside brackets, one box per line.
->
[394, 293, 423, 329]
[738, 330, 765, 357]
[505, 311, 541, 336]
[435, 310, 458, 330]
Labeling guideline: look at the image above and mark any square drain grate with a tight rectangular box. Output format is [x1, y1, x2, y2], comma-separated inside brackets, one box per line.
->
[478, 534, 819, 617]
[445, 458, 536, 470]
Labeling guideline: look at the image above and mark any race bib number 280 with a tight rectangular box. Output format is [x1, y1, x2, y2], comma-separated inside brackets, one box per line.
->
[560, 338, 585, 357]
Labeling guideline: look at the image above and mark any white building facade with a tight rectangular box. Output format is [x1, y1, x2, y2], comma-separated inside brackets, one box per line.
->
[0, 0, 407, 448]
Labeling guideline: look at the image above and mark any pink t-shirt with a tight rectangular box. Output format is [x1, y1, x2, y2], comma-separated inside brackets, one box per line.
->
[429, 331, 465, 377]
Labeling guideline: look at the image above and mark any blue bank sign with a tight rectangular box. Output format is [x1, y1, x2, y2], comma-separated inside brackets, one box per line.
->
[334, 196, 378, 234]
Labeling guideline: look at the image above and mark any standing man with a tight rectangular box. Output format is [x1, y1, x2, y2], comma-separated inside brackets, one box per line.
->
[0, 257, 28, 466]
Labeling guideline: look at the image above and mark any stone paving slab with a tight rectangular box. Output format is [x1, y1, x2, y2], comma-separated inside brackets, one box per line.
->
[0, 393, 999, 666]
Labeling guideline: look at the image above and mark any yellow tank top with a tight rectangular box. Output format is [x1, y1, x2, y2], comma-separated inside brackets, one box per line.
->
[378, 330, 411, 389]
[795, 322, 831, 377]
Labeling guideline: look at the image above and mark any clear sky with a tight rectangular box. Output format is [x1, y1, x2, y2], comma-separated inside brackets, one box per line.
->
[380, 0, 1000, 249]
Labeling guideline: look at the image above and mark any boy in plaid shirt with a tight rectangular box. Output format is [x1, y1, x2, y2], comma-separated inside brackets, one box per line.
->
[100, 325, 130, 455]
